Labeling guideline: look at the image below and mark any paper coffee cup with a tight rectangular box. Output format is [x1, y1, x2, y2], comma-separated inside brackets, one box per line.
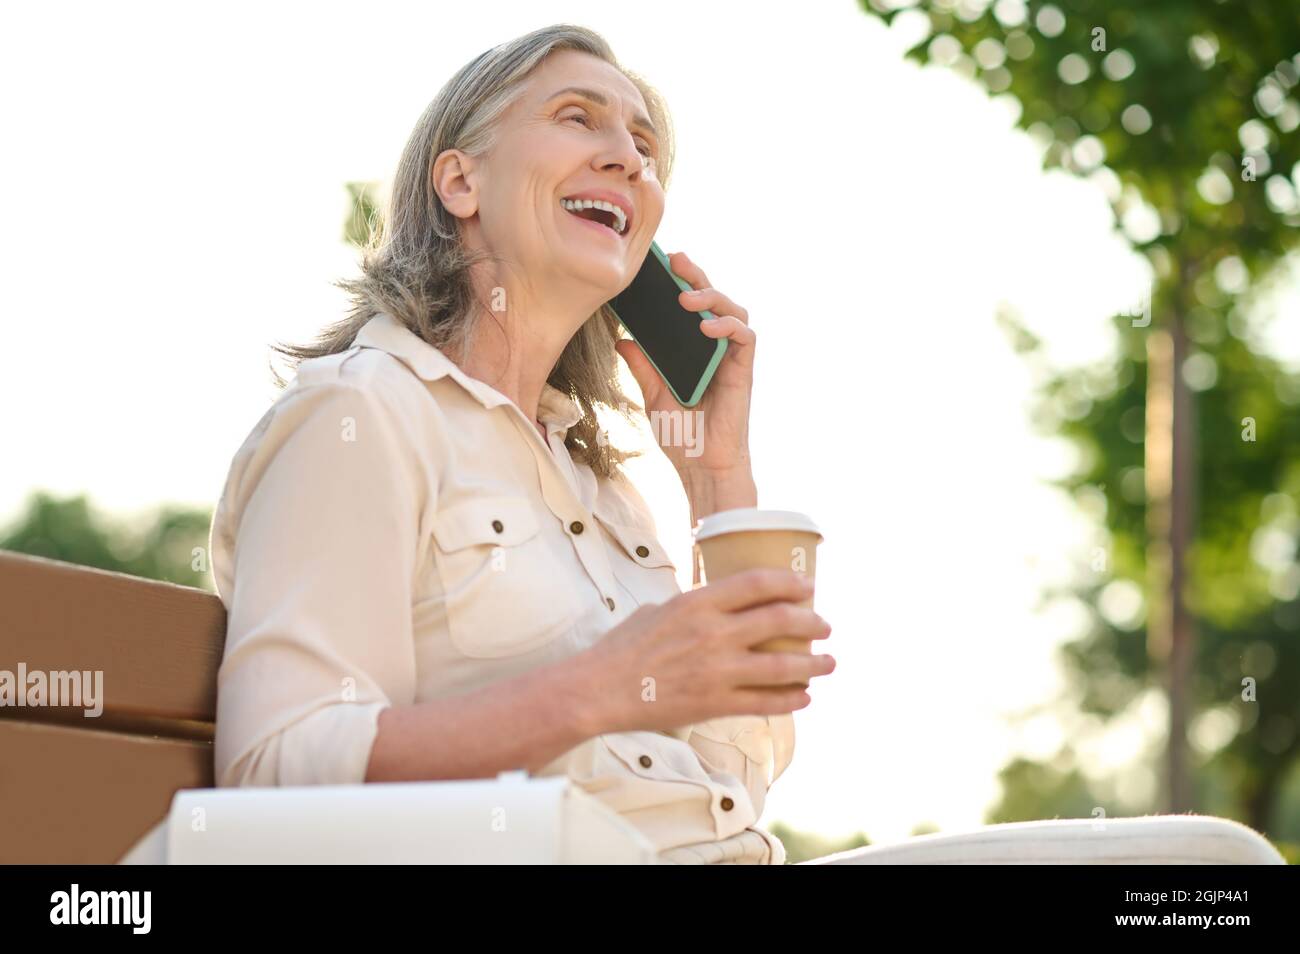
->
[693, 508, 823, 690]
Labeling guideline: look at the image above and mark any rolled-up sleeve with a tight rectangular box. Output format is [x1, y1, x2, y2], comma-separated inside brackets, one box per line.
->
[769, 712, 794, 782]
[687, 712, 795, 818]
[211, 379, 423, 788]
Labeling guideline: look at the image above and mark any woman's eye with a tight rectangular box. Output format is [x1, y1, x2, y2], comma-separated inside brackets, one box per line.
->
[565, 111, 654, 162]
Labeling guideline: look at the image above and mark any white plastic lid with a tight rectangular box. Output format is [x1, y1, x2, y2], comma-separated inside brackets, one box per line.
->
[693, 507, 823, 542]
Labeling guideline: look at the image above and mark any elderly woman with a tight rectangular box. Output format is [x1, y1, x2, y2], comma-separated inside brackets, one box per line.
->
[206, 23, 1285, 868]
[209, 23, 832, 865]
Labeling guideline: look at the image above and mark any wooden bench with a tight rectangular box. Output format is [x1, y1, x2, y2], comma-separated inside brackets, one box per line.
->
[0, 550, 225, 864]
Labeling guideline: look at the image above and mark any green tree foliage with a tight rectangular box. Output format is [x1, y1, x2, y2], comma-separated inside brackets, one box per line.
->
[0, 491, 214, 590]
[860, 0, 1300, 845]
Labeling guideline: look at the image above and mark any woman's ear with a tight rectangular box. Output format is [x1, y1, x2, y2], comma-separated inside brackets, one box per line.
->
[432, 148, 478, 219]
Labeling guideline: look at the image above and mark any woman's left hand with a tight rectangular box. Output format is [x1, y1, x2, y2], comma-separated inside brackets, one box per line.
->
[614, 251, 756, 483]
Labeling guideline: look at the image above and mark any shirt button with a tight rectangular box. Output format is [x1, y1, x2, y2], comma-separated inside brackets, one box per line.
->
[569, 520, 585, 534]
[606, 597, 616, 611]
[635, 545, 649, 558]
[491, 520, 504, 533]
[638, 755, 652, 768]
[720, 796, 735, 812]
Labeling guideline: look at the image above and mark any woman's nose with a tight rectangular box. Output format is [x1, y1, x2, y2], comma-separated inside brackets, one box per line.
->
[595, 131, 646, 178]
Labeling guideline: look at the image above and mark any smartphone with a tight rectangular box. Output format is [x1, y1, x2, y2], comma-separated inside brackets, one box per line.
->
[608, 241, 727, 407]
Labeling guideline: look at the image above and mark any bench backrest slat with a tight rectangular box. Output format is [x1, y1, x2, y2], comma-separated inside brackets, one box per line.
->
[0, 719, 213, 864]
[0, 550, 226, 725]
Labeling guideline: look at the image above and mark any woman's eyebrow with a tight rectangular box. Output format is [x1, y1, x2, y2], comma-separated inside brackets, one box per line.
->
[544, 85, 658, 141]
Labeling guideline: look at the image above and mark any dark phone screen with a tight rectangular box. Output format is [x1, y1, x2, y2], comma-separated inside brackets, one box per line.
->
[608, 250, 718, 405]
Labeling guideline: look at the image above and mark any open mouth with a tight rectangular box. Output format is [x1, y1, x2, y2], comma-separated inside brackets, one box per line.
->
[560, 197, 629, 238]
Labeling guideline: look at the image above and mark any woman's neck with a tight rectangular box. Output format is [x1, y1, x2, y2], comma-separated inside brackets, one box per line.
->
[457, 260, 599, 430]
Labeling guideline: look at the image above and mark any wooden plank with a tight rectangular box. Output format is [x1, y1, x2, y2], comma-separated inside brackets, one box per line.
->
[0, 719, 213, 864]
[0, 550, 226, 723]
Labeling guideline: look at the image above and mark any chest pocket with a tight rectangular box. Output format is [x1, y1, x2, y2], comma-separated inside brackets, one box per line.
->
[431, 494, 579, 658]
[592, 511, 680, 609]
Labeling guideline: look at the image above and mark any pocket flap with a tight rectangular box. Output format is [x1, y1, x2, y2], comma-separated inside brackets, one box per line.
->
[592, 512, 676, 571]
[601, 731, 715, 782]
[432, 495, 541, 552]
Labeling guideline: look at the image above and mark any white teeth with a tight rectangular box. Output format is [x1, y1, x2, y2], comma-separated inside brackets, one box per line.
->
[561, 197, 628, 234]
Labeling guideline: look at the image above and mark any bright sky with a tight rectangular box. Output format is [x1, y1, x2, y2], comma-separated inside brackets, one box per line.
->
[4, 0, 1297, 845]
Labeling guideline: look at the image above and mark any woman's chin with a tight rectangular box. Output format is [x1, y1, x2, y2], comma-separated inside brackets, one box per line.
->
[555, 246, 629, 288]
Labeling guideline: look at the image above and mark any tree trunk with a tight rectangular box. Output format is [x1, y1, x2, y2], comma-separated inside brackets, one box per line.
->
[1145, 295, 1196, 813]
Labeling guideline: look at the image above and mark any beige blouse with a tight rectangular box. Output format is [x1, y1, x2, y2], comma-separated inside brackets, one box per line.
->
[210, 311, 795, 864]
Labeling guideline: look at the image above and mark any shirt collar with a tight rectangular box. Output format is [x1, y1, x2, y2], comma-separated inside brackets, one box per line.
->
[352, 311, 584, 436]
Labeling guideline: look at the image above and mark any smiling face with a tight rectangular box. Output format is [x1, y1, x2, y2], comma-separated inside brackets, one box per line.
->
[438, 49, 667, 299]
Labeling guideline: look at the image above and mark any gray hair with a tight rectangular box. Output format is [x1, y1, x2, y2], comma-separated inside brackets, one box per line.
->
[270, 23, 676, 480]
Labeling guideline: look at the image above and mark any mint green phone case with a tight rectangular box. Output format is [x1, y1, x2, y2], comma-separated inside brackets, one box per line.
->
[616, 241, 728, 408]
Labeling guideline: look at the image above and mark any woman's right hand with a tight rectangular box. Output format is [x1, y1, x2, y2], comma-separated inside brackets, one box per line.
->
[578, 568, 835, 735]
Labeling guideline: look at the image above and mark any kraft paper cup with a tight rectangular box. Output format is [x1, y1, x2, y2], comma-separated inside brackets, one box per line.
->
[693, 508, 823, 690]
